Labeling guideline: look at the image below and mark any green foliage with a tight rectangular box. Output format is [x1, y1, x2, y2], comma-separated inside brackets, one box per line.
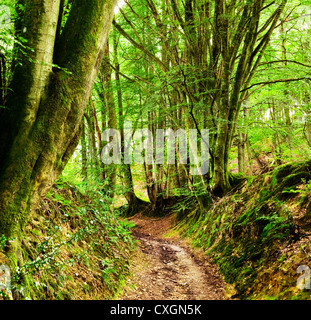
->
[8, 179, 136, 300]
[176, 162, 311, 300]
[0, 234, 7, 251]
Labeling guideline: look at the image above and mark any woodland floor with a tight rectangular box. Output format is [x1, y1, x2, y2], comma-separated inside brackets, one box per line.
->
[118, 213, 228, 300]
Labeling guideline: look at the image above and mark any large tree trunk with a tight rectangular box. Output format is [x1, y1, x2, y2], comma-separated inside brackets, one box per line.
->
[0, 0, 117, 250]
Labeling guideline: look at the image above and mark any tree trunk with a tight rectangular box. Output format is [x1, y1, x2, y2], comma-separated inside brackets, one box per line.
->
[111, 33, 147, 214]
[213, 127, 231, 196]
[246, 138, 253, 176]
[237, 131, 246, 174]
[85, 106, 99, 171]
[100, 43, 118, 197]
[81, 121, 88, 180]
[0, 0, 117, 249]
[304, 113, 311, 147]
[271, 99, 283, 165]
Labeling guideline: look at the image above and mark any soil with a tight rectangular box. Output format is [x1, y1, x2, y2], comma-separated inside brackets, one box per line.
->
[119, 213, 228, 300]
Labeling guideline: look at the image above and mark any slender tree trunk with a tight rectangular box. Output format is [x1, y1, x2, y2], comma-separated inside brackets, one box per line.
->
[85, 106, 100, 172]
[213, 126, 231, 196]
[81, 121, 88, 180]
[111, 33, 147, 213]
[237, 105, 249, 174]
[100, 43, 118, 197]
[0, 53, 7, 107]
[304, 112, 311, 147]
[237, 131, 246, 174]
[271, 100, 283, 165]
[246, 138, 253, 176]
[280, 19, 292, 150]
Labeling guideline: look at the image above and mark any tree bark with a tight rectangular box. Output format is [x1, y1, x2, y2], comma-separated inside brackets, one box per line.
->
[100, 43, 118, 197]
[81, 121, 88, 180]
[212, 0, 286, 196]
[0, 0, 117, 244]
[237, 131, 246, 174]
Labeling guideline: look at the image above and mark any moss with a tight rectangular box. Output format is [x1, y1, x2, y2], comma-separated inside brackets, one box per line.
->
[177, 160, 311, 300]
[229, 172, 248, 187]
[0, 183, 135, 300]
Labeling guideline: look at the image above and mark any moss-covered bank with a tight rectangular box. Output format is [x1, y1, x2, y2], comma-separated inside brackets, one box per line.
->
[0, 182, 135, 300]
[176, 161, 311, 300]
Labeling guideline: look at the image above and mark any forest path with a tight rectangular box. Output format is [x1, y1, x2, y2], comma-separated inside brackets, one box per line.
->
[119, 213, 227, 300]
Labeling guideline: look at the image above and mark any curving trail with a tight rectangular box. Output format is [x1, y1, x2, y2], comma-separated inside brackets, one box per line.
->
[119, 213, 227, 300]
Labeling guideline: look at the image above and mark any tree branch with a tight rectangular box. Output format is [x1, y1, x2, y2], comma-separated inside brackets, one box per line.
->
[242, 77, 311, 92]
[259, 60, 311, 68]
[112, 20, 169, 72]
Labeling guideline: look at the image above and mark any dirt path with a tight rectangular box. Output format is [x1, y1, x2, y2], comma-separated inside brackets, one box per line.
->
[119, 213, 227, 300]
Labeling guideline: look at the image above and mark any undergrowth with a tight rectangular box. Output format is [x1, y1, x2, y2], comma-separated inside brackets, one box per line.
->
[175, 160, 311, 300]
[1, 179, 136, 300]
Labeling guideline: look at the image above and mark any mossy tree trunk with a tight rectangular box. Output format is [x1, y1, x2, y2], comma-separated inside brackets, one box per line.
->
[0, 0, 117, 254]
[211, 0, 286, 196]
